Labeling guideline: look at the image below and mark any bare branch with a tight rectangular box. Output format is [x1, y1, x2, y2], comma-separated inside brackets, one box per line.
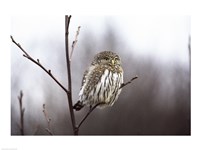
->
[42, 104, 53, 135]
[11, 36, 30, 57]
[65, 15, 77, 135]
[45, 128, 53, 135]
[77, 102, 105, 130]
[10, 35, 69, 95]
[70, 26, 81, 61]
[120, 75, 138, 89]
[18, 90, 25, 135]
[11, 16, 78, 135]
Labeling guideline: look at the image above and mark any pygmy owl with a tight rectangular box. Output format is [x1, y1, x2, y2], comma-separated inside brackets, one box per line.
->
[73, 51, 123, 111]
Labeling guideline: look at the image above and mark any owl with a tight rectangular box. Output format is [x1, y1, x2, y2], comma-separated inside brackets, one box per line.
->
[73, 51, 123, 111]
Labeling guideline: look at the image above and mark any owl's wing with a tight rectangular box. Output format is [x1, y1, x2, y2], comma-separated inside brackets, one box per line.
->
[79, 65, 105, 97]
[81, 69, 89, 88]
[86, 65, 105, 93]
[74, 69, 90, 111]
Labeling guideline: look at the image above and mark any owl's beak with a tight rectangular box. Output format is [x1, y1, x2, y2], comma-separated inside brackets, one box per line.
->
[111, 59, 115, 65]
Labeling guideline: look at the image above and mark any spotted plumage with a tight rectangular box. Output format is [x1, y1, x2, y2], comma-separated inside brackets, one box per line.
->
[73, 51, 123, 111]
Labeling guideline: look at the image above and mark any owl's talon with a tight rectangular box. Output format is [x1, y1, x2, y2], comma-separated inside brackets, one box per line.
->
[73, 101, 84, 111]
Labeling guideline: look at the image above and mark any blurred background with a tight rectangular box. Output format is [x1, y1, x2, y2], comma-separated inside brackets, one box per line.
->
[11, 16, 190, 135]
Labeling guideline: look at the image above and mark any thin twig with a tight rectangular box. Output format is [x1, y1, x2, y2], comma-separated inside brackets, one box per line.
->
[120, 76, 138, 89]
[70, 26, 81, 61]
[10, 35, 69, 95]
[45, 128, 53, 135]
[42, 104, 53, 135]
[76, 102, 105, 130]
[65, 15, 77, 135]
[18, 90, 25, 135]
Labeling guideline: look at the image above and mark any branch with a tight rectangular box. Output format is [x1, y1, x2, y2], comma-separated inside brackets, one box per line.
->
[42, 104, 53, 135]
[70, 26, 81, 61]
[10, 35, 69, 95]
[18, 90, 25, 135]
[120, 75, 138, 89]
[76, 102, 105, 130]
[65, 15, 77, 135]
[11, 16, 77, 135]
[45, 128, 53, 135]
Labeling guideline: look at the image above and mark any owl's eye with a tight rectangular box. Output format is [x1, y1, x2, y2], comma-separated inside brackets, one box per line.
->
[104, 57, 109, 61]
[114, 57, 119, 61]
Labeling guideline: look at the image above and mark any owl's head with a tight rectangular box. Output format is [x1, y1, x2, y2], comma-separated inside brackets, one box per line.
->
[92, 51, 121, 66]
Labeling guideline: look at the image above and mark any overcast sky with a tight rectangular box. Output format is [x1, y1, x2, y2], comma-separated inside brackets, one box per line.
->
[11, 16, 190, 66]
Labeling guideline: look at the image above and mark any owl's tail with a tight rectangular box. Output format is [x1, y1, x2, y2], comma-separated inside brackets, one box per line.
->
[73, 101, 84, 111]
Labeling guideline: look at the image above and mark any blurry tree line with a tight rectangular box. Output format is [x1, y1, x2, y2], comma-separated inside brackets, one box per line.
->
[11, 22, 190, 135]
